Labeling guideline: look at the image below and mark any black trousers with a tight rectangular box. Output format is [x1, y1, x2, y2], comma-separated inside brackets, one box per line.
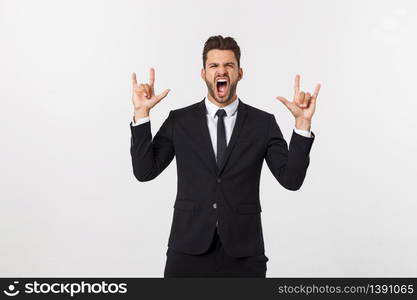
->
[164, 228, 268, 277]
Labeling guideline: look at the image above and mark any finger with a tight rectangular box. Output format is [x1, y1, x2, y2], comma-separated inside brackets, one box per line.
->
[310, 84, 321, 107]
[293, 74, 300, 98]
[149, 68, 155, 88]
[276, 96, 291, 110]
[296, 91, 305, 106]
[131, 72, 138, 88]
[312, 83, 321, 99]
[134, 85, 142, 95]
[138, 84, 147, 97]
[303, 92, 311, 108]
[144, 84, 152, 98]
[156, 88, 171, 102]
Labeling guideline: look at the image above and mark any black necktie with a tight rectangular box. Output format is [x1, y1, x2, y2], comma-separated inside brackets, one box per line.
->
[216, 109, 227, 167]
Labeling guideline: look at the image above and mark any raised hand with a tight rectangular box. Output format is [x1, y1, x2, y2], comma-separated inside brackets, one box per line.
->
[276, 74, 320, 123]
[131, 68, 170, 117]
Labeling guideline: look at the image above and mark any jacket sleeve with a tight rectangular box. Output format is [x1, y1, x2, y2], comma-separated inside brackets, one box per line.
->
[129, 111, 175, 182]
[264, 114, 315, 191]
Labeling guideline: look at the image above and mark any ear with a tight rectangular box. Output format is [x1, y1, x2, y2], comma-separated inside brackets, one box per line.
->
[238, 67, 243, 81]
[201, 68, 205, 80]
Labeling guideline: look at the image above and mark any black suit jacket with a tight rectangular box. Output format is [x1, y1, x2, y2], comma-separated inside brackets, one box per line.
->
[130, 98, 315, 257]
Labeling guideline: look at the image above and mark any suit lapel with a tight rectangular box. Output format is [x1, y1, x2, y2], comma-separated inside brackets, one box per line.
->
[191, 99, 218, 175]
[217, 99, 248, 175]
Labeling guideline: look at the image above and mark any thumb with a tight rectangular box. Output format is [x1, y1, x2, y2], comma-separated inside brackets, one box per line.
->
[156, 88, 171, 102]
[276, 96, 291, 109]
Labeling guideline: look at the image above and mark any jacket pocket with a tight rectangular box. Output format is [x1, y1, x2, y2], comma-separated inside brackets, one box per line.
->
[237, 203, 262, 214]
[174, 199, 195, 212]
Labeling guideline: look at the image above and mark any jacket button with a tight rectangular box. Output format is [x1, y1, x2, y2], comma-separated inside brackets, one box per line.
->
[217, 178, 221, 183]
[213, 203, 217, 209]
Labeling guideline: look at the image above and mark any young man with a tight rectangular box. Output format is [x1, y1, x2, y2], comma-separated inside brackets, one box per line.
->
[129, 35, 320, 277]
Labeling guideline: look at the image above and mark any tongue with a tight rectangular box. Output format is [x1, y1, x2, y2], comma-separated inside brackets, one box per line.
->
[218, 84, 227, 96]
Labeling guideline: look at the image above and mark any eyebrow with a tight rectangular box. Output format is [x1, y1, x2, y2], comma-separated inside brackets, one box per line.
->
[208, 62, 236, 66]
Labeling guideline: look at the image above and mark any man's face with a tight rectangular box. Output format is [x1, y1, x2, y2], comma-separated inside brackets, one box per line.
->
[201, 49, 243, 106]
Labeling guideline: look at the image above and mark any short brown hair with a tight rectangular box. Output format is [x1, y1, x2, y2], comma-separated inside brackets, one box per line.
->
[202, 35, 241, 68]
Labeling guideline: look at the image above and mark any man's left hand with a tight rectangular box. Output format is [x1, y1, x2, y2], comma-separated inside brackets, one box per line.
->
[276, 74, 321, 131]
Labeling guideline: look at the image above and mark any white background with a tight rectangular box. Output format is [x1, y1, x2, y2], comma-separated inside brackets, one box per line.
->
[1, 0, 416, 277]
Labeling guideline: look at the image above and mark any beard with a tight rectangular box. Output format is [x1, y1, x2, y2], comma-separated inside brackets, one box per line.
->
[204, 77, 238, 105]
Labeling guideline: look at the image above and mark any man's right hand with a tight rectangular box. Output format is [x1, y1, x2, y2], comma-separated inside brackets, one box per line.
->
[131, 68, 170, 120]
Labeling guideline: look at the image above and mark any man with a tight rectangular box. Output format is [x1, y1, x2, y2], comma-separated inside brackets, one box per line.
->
[129, 35, 320, 277]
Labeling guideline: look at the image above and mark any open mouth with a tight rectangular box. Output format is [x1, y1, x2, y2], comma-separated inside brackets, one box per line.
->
[216, 78, 229, 97]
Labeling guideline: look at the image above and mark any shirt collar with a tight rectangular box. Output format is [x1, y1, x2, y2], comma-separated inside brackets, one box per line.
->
[204, 96, 239, 118]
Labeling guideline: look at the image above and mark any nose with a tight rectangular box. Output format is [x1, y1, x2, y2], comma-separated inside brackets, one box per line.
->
[216, 65, 228, 76]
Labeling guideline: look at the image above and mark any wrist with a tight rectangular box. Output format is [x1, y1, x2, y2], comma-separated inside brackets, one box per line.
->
[134, 108, 150, 121]
[295, 118, 311, 131]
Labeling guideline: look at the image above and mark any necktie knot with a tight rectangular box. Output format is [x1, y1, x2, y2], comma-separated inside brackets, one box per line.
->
[215, 109, 226, 118]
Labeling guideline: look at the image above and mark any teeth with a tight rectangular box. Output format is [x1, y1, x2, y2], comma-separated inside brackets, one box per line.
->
[217, 79, 227, 83]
